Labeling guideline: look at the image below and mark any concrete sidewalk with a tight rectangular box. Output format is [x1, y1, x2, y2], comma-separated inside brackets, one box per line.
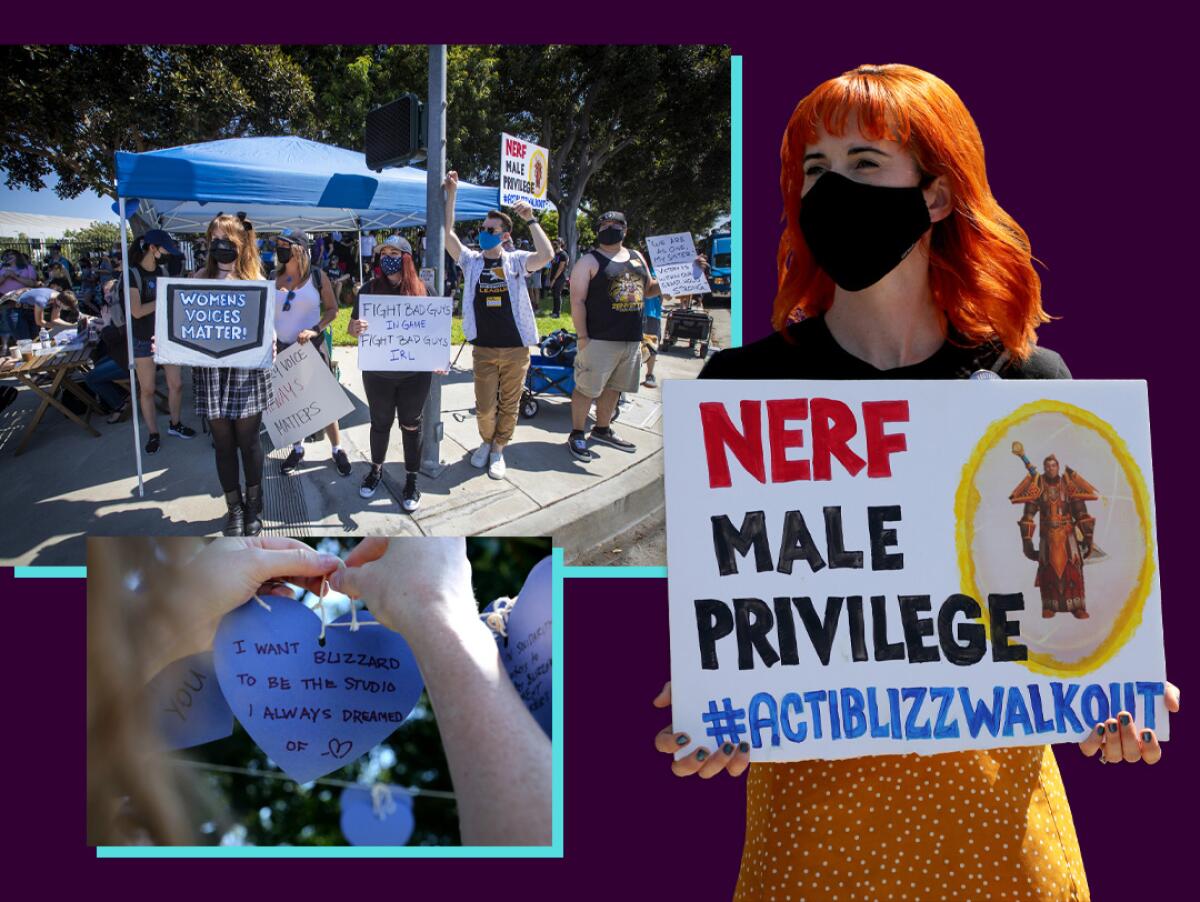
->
[0, 310, 726, 565]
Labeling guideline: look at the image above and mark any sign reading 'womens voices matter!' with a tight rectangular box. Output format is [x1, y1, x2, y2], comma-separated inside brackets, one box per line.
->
[213, 597, 425, 783]
[663, 379, 1169, 762]
[154, 277, 275, 368]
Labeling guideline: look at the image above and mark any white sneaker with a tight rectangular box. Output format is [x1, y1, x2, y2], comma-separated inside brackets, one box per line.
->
[470, 441, 491, 468]
[487, 449, 506, 479]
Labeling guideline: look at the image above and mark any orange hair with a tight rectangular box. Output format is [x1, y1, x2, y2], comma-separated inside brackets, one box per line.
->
[775, 64, 1048, 360]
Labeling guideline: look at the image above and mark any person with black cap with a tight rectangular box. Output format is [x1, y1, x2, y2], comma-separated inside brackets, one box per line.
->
[125, 228, 196, 453]
[566, 211, 657, 461]
[272, 228, 352, 478]
[41, 243, 75, 285]
[347, 234, 433, 512]
[443, 171, 553, 480]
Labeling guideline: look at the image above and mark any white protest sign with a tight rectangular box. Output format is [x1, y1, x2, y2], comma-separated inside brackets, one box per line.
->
[664, 379, 1169, 762]
[154, 278, 274, 369]
[646, 232, 711, 298]
[265, 341, 355, 447]
[357, 295, 453, 372]
[500, 132, 551, 211]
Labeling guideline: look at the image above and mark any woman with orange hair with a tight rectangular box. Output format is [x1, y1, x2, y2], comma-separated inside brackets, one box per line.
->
[192, 213, 272, 537]
[658, 64, 1181, 900]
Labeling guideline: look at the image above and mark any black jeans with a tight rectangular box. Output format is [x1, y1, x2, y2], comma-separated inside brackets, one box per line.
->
[551, 277, 566, 317]
[362, 371, 433, 472]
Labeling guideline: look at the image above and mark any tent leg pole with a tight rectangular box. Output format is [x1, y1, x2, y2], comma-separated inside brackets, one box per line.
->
[118, 198, 144, 498]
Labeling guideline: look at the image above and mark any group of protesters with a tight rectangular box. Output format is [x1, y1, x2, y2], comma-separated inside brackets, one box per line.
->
[1, 175, 699, 536]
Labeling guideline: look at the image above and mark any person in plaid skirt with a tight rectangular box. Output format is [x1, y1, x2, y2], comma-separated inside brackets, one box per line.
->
[191, 213, 272, 537]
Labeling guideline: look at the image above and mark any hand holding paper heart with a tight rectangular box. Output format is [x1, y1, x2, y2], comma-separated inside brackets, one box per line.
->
[147, 537, 344, 679]
[330, 538, 475, 649]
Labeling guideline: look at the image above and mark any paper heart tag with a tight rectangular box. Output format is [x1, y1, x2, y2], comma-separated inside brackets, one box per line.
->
[339, 786, 415, 846]
[213, 597, 425, 783]
[148, 652, 234, 750]
[484, 556, 553, 737]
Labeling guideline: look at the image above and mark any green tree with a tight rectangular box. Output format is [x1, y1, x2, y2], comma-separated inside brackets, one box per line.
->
[62, 220, 125, 249]
[0, 45, 314, 199]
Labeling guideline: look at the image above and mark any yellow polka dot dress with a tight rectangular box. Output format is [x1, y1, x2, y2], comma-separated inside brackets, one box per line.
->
[735, 745, 1089, 901]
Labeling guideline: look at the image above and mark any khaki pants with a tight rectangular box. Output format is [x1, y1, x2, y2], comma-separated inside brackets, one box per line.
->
[473, 345, 531, 447]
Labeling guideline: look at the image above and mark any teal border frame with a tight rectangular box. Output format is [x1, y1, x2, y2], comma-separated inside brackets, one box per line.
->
[731, 53, 742, 348]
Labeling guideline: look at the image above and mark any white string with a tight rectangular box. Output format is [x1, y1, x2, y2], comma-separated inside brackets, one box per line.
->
[370, 783, 398, 819]
[482, 596, 516, 639]
[315, 577, 329, 641]
[253, 584, 383, 633]
[253, 594, 272, 612]
[169, 759, 452, 799]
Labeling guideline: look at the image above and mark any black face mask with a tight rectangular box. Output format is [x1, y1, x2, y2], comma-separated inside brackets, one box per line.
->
[275, 246, 292, 265]
[210, 239, 238, 265]
[799, 171, 932, 292]
[597, 226, 625, 245]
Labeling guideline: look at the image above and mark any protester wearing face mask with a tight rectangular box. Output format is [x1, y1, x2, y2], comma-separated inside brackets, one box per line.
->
[191, 214, 272, 537]
[272, 229, 352, 479]
[41, 242, 75, 285]
[347, 235, 432, 512]
[656, 63, 1184, 902]
[126, 229, 196, 454]
[443, 171, 554, 480]
[566, 212, 666, 462]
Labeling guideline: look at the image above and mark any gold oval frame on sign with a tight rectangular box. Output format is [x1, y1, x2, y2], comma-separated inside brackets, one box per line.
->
[529, 149, 548, 199]
[953, 399, 1156, 677]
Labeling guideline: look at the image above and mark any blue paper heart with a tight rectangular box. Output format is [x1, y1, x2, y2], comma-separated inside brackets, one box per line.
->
[148, 652, 234, 750]
[485, 556, 553, 737]
[213, 597, 425, 783]
[339, 786, 415, 846]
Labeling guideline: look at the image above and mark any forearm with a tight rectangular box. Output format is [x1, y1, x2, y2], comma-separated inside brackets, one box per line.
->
[443, 195, 463, 261]
[408, 611, 552, 845]
[570, 296, 588, 339]
[527, 221, 554, 267]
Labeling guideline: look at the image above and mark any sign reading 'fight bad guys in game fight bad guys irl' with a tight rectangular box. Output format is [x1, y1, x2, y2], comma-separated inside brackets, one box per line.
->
[663, 380, 1169, 762]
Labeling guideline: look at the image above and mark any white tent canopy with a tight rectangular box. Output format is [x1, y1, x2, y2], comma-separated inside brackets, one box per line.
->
[0, 211, 106, 240]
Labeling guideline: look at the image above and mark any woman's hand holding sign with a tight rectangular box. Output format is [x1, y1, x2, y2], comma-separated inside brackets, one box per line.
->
[347, 318, 368, 337]
[654, 681, 751, 778]
[1078, 681, 1180, 764]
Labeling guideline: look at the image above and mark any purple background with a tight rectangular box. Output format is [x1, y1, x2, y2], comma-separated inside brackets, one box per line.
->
[11, 4, 1197, 896]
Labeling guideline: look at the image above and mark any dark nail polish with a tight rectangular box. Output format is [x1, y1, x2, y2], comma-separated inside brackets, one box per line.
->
[675, 734, 689, 746]
[1107, 722, 1118, 733]
[739, 741, 750, 753]
[722, 743, 734, 755]
[1142, 731, 1153, 743]
[696, 749, 708, 761]
[1119, 713, 1131, 725]
[1096, 725, 1106, 735]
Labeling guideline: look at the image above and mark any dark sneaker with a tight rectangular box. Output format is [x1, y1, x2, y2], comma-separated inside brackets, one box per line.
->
[168, 421, 196, 439]
[145, 433, 161, 454]
[567, 429, 593, 462]
[332, 447, 352, 477]
[280, 446, 305, 474]
[359, 466, 382, 498]
[590, 426, 636, 452]
[401, 473, 421, 513]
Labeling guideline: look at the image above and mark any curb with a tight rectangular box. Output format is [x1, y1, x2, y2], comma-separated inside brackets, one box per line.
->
[482, 450, 665, 563]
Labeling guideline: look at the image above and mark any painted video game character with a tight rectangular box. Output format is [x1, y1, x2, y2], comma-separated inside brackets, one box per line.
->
[1008, 441, 1100, 619]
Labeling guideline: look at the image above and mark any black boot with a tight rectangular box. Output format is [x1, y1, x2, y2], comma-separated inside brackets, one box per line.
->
[243, 484, 263, 536]
[222, 490, 244, 537]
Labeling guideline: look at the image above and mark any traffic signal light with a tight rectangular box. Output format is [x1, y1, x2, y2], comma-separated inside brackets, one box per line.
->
[365, 94, 427, 171]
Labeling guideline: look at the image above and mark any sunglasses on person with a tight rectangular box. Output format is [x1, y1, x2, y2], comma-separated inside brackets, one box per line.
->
[282, 289, 296, 312]
[482, 226, 505, 235]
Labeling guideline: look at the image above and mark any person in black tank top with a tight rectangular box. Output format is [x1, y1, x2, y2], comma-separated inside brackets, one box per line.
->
[125, 229, 195, 455]
[566, 211, 657, 461]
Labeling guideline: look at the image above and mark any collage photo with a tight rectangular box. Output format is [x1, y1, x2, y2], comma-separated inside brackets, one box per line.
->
[0, 14, 1194, 902]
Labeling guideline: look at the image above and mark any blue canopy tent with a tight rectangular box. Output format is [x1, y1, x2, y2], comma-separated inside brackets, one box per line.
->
[113, 135, 499, 496]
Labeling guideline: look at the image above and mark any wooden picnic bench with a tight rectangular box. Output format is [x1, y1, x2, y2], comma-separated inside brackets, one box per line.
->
[0, 341, 104, 455]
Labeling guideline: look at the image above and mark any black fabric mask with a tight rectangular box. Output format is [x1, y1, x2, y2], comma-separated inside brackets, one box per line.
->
[597, 226, 625, 245]
[210, 239, 238, 265]
[799, 171, 932, 292]
[275, 246, 293, 265]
